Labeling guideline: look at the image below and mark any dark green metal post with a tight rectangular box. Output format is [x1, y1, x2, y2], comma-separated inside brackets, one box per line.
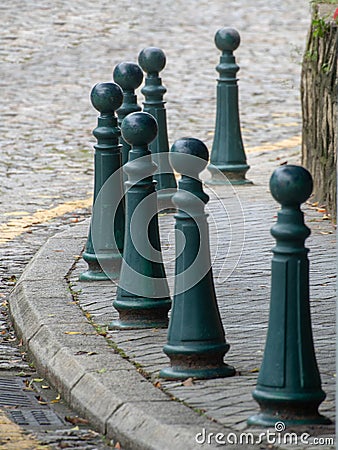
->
[248, 165, 330, 426]
[109, 112, 171, 329]
[207, 27, 251, 185]
[80, 83, 124, 281]
[138, 47, 177, 209]
[160, 138, 235, 380]
[113, 62, 143, 167]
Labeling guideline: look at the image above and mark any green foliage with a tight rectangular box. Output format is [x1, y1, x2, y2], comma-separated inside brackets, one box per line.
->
[305, 8, 333, 64]
[321, 62, 331, 73]
[305, 49, 319, 62]
[312, 16, 330, 37]
[311, 0, 338, 4]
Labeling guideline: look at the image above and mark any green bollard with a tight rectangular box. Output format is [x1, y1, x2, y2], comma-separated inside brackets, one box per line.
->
[80, 83, 124, 281]
[138, 47, 177, 209]
[248, 165, 331, 426]
[109, 112, 171, 329]
[160, 138, 236, 380]
[113, 62, 143, 167]
[207, 27, 251, 185]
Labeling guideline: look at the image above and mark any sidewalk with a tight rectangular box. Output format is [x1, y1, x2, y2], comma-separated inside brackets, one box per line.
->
[8, 147, 336, 450]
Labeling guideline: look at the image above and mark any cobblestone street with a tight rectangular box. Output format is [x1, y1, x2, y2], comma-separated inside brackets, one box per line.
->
[1, 0, 312, 302]
[2, 0, 311, 224]
[1, 0, 335, 448]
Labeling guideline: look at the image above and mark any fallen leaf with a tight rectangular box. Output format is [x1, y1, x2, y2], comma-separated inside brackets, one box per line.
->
[250, 368, 260, 373]
[51, 395, 61, 404]
[65, 415, 90, 425]
[97, 330, 107, 337]
[115, 442, 121, 449]
[154, 381, 161, 388]
[312, 201, 319, 207]
[23, 387, 34, 392]
[97, 368, 107, 374]
[182, 377, 194, 386]
[317, 208, 326, 213]
[37, 396, 48, 405]
[64, 331, 82, 335]
[33, 378, 44, 383]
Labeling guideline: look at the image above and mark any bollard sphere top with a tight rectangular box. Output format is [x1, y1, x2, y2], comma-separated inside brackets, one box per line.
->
[121, 111, 158, 146]
[170, 138, 209, 177]
[113, 62, 143, 91]
[215, 27, 240, 52]
[270, 165, 313, 206]
[91, 82, 123, 113]
[138, 47, 166, 74]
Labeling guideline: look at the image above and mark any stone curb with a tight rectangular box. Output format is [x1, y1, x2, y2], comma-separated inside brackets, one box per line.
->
[8, 225, 252, 450]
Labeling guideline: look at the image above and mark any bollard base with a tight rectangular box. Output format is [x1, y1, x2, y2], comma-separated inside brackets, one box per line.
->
[80, 252, 121, 281]
[206, 177, 253, 186]
[248, 387, 332, 427]
[109, 318, 168, 330]
[79, 270, 117, 282]
[109, 297, 171, 329]
[159, 363, 236, 380]
[160, 348, 236, 380]
[247, 412, 332, 427]
[206, 163, 252, 186]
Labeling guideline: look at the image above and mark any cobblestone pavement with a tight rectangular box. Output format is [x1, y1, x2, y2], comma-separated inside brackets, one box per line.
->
[1, 0, 335, 448]
[2, 0, 311, 221]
